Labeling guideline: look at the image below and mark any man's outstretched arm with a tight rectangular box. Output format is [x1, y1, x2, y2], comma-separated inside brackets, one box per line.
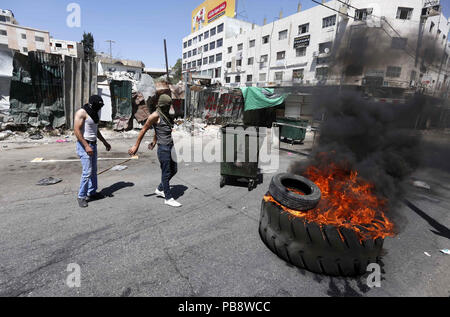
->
[128, 112, 159, 156]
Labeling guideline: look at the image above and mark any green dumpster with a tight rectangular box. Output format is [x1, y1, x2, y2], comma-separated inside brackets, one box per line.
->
[220, 124, 263, 191]
[276, 118, 308, 144]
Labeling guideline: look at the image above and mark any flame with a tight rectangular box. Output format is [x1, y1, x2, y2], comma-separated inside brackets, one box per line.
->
[265, 162, 396, 241]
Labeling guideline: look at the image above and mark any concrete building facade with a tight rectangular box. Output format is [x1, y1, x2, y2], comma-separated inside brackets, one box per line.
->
[182, 1, 450, 97]
[50, 39, 84, 59]
[0, 9, 50, 55]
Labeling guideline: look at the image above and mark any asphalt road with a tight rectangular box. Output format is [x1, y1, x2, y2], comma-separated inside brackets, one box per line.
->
[0, 133, 449, 297]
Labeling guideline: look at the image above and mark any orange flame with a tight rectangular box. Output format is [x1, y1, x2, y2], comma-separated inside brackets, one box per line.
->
[265, 163, 396, 241]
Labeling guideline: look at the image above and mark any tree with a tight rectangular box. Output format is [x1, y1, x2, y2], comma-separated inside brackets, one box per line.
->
[171, 58, 182, 84]
[81, 32, 96, 61]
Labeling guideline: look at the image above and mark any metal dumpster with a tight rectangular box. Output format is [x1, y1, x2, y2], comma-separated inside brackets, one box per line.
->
[276, 118, 308, 144]
[220, 124, 263, 191]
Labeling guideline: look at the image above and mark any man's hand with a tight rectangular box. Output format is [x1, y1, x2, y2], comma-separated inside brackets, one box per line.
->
[128, 145, 139, 156]
[85, 145, 94, 157]
[148, 142, 156, 151]
[104, 142, 112, 152]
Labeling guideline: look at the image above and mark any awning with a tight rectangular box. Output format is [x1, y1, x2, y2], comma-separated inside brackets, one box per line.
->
[240, 87, 288, 111]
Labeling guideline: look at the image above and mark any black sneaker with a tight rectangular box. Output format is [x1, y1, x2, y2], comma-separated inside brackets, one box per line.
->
[87, 192, 105, 202]
[78, 198, 88, 208]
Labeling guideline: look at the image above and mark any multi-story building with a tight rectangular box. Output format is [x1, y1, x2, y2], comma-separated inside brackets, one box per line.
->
[182, 0, 450, 98]
[50, 38, 84, 59]
[0, 9, 51, 55]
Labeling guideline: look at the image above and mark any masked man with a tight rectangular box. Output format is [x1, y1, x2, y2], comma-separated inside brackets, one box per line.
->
[128, 94, 182, 208]
[74, 95, 111, 208]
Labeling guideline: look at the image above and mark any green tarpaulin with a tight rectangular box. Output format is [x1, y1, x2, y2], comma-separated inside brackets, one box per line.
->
[240, 87, 288, 111]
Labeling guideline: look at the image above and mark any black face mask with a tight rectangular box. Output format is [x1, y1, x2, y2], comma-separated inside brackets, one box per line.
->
[82, 96, 104, 124]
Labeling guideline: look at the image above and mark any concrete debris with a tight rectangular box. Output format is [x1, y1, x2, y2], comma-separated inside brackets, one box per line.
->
[424, 252, 431, 257]
[441, 249, 450, 255]
[29, 133, 43, 140]
[37, 177, 62, 186]
[413, 181, 431, 190]
[111, 165, 128, 172]
[0, 130, 12, 141]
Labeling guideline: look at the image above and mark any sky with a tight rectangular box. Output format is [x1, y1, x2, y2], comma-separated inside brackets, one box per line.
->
[2, 0, 450, 69]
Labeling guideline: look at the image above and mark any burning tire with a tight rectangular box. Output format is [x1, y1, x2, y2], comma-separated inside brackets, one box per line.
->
[259, 174, 385, 277]
[268, 174, 321, 211]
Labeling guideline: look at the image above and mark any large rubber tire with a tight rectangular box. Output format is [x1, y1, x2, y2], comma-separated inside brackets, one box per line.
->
[269, 173, 321, 211]
[259, 200, 385, 277]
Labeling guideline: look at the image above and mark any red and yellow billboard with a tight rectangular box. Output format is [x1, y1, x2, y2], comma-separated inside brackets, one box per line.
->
[191, 0, 236, 33]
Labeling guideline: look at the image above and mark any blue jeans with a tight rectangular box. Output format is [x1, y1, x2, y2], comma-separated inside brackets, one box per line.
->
[157, 144, 177, 200]
[76, 141, 98, 199]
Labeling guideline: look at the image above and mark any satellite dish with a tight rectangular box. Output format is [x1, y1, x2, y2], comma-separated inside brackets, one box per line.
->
[324, 48, 330, 54]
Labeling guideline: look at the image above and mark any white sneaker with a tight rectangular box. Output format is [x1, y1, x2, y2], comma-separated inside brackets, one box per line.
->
[155, 189, 165, 198]
[165, 198, 182, 208]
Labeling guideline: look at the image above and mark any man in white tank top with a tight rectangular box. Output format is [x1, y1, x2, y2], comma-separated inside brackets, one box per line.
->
[74, 95, 111, 208]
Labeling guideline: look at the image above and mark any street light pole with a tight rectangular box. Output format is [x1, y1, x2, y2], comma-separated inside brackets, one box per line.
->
[105, 40, 115, 63]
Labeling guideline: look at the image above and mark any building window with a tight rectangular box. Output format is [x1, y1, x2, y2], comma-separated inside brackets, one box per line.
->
[296, 47, 306, 57]
[226, 77, 231, 83]
[247, 75, 253, 82]
[293, 69, 304, 81]
[316, 67, 329, 79]
[228, 47, 232, 53]
[236, 59, 242, 66]
[262, 35, 270, 44]
[198, 46, 202, 54]
[0, 30, 7, 36]
[215, 67, 221, 78]
[204, 31, 209, 39]
[319, 42, 333, 54]
[299, 23, 309, 34]
[276, 51, 286, 60]
[217, 38, 223, 47]
[183, 64, 186, 70]
[203, 57, 208, 65]
[193, 37, 198, 44]
[210, 41, 216, 50]
[188, 51, 192, 58]
[430, 21, 435, 33]
[184, 42, 187, 48]
[226, 62, 232, 68]
[249, 40, 255, 48]
[204, 44, 209, 52]
[199, 34, 203, 42]
[23, 47, 28, 53]
[210, 27, 216, 36]
[209, 55, 215, 63]
[275, 72, 283, 81]
[68, 44, 74, 49]
[279, 30, 288, 40]
[248, 57, 254, 65]
[35, 36, 45, 42]
[235, 76, 241, 83]
[198, 59, 202, 66]
[237, 43, 243, 51]
[183, 53, 187, 59]
[259, 73, 266, 82]
[218, 23, 224, 33]
[193, 49, 197, 56]
[355, 8, 373, 21]
[21, 33, 27, 40]
[216, 53, 222, 62]
[391, 37, 408, 49]
[188, 39, 192, 46]
[260, 55, 268, 69]
[192, 61, 196, 67]
[322, 15, 336, 28]
[386, 66, 402, 78]
[187, 62, 192, 69]
[396, 7, 413, 20]
[55, 43, 62, 48]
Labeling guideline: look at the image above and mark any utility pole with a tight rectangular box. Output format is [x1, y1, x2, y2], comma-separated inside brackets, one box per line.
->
[105, 40, 115, 63]
[164, 39, 170, 82]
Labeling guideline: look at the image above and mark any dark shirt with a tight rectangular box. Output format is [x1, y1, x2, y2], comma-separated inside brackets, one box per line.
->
[153, 117, 174, 146]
